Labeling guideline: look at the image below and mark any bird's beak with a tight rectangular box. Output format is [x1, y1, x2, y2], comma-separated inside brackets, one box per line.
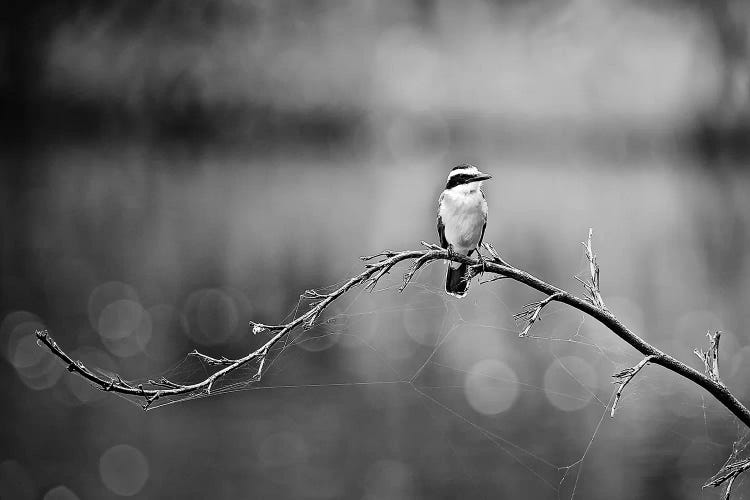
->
[471, 172, 492, 182]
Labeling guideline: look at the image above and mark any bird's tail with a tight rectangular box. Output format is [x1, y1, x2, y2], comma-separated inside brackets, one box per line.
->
[445, 262, 470, 298]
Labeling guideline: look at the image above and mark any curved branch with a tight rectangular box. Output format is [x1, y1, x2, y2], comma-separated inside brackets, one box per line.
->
[36, 241, 750, 430]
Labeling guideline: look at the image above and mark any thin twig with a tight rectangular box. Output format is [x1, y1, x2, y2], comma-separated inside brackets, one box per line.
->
[483, 242, 511, 267]
[611, 355, 658, 417]
[694, 330, 723, 385]
[579, 228, 606, 310]
[514, 292, 563, 337]
[704, 458, 750, 499]
[188, 350, 236, 366]
[400, 253, 433, 292]
[479, 275, 510, 285]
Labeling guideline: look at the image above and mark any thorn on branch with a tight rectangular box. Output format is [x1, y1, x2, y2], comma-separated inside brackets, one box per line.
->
[514, 293, 563, 337]
[704, 458, 750, 500]
[694, 331, 723, 385]
[188, 350, 235, 366]
[611, 355, 657, 417]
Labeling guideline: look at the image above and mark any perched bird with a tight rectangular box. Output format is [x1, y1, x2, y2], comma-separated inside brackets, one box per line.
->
[437, 164, 492, 297]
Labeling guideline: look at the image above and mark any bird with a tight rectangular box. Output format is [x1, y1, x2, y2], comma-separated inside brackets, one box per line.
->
[437, 164, 492, 297]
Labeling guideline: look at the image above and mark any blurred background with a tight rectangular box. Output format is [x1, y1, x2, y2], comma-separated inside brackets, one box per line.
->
[4, 0, 750, 498]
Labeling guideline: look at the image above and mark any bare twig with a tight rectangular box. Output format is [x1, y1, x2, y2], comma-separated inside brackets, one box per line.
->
[478, 275, 510, 285]
[360, 249, 398, 261]
[611, 355, 658, 417]
[483, 242, 511, 267]
[420, 240, 444, 251]
[147, 378, 182, 389]
[695, 330, 723, 385]
[400, 253, 433, 292]
[188, 350, 236, 366]
[704, 458, 750, 499]
[579, 228, 606, 310]
[514, 292, 563, 337]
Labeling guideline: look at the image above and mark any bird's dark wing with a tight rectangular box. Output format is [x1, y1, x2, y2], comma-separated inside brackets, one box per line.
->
[437, 192, 448, 248]
[473, 189, 488, 256]
[479, 220, 487, 247]
[437, 213, 448, 248]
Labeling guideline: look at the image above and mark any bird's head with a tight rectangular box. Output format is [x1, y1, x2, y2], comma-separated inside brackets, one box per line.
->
[444, 164, 492, 191]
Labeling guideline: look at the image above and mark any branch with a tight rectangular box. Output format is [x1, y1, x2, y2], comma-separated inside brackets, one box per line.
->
[36, 236, 750, 437]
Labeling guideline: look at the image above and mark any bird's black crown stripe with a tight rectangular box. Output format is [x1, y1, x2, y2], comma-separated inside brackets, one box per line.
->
[445, 173, 479, 189]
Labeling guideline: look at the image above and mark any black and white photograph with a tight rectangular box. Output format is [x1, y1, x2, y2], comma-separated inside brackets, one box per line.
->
[4, 1, 750, 499]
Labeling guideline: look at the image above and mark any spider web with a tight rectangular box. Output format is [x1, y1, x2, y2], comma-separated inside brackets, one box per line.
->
[89, 257, 741, 499]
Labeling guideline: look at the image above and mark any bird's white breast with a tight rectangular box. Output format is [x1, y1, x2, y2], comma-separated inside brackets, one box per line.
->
[439, 184, 487, 255]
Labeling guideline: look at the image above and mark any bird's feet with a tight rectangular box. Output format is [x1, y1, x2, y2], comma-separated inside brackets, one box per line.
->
[446, 244, 456, 260]
[474, 247, 487, 276]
